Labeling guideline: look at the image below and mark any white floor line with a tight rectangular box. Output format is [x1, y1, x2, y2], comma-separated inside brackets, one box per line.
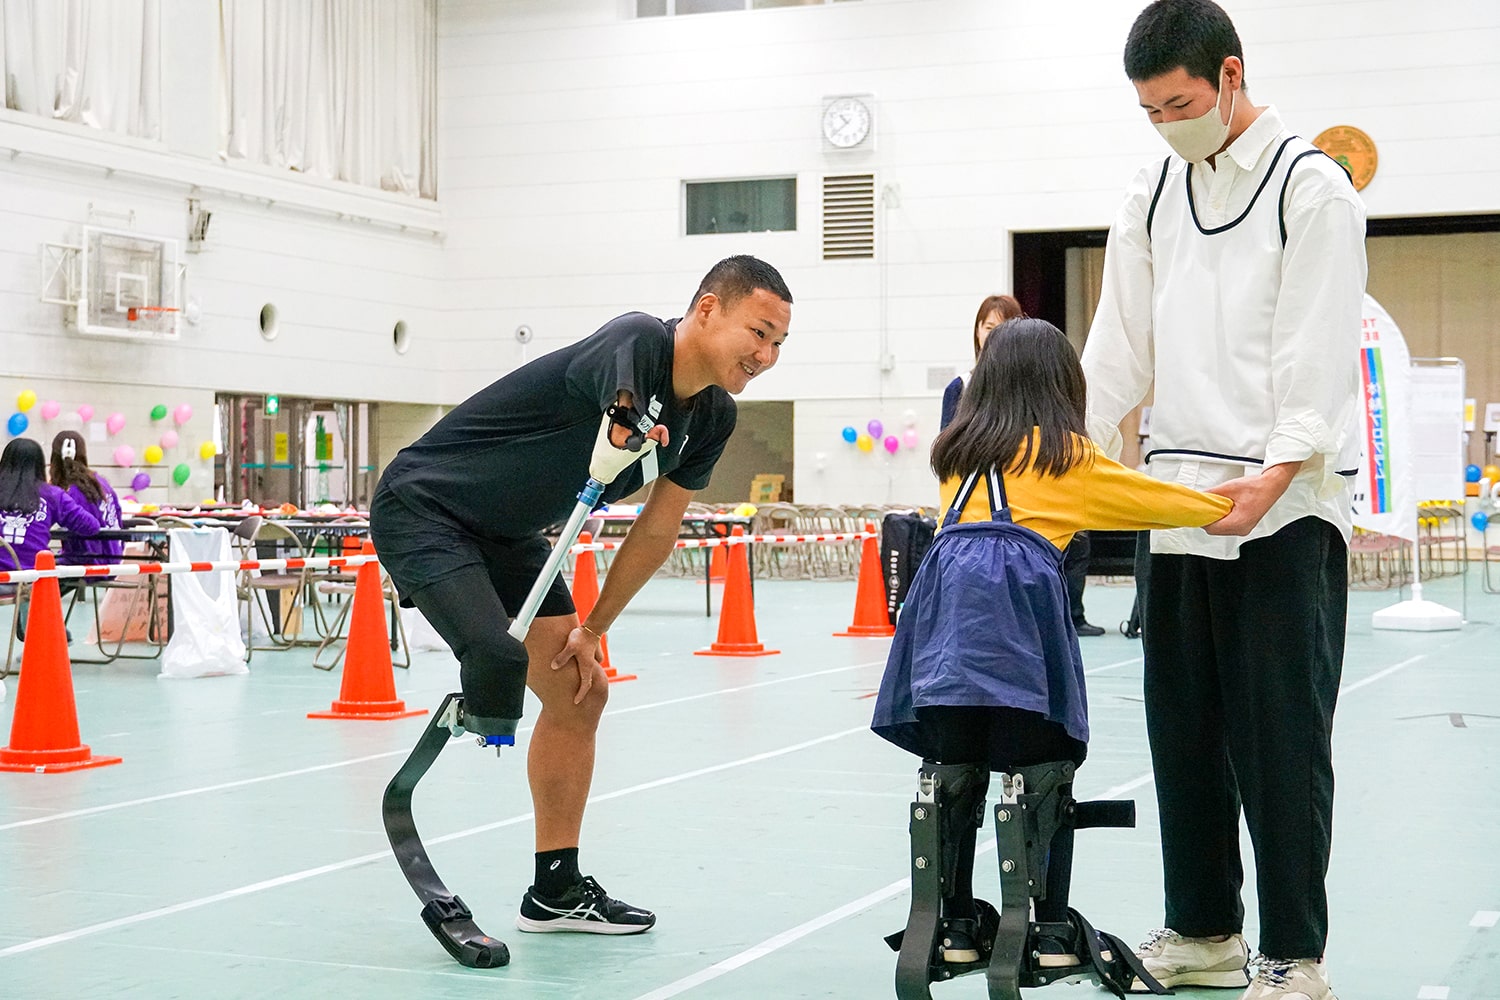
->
[633, 772, 1155, 1000]
[1085, 655, 1143, 675]
[0, 724, 868, 959]
[1416, 987, 1450, 999]
[1471, 910, 1499, 927]
[0, 660, 884, 833]
[632, 646, 1437, 999]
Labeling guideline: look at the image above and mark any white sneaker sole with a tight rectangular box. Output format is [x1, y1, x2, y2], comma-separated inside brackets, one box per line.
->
[516, 914, 654, 935]
[1129, 969, 1250, 992]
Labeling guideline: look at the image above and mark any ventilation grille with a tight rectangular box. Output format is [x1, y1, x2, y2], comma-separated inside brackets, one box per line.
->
[926, 365, 958, 391]
[823, 173, 875, 259]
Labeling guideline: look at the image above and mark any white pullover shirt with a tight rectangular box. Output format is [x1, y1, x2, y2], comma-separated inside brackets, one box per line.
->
[1082, 106, 1368, 559]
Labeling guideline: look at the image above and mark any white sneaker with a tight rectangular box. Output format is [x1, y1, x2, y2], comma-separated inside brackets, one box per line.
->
[1242, 957, 1336, 1000]
[1130, 928, 1251, 991]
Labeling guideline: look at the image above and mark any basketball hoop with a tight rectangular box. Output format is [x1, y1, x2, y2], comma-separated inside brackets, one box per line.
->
[126, 305, 180, 323]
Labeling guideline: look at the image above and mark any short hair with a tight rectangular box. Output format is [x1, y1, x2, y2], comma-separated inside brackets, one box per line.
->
[971, 294, 1025, 360]
[688, 255, 793, 313]
[1124, 0, 1245, 90]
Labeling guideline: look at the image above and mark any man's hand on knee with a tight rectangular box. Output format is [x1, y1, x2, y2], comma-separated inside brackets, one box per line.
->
[550, 627, 607, 706]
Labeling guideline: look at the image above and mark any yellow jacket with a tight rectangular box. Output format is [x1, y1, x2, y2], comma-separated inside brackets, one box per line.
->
[938, 435, 1232, 551]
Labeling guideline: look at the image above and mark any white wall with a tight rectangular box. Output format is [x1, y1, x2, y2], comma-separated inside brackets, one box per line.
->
[1, 1, 1495, 506]
[0, 0, 448, 416]
[436, 0, 1500, 504]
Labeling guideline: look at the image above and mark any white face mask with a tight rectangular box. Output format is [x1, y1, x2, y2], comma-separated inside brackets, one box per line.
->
[1153, 69, 1236, 163]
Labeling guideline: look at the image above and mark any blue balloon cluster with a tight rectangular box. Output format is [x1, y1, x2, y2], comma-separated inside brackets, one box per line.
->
[1466, 464, 1483, 483]
[6, 412, 26, 436]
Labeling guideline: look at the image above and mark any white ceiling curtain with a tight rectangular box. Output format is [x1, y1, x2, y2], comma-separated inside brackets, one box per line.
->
[219, 0, 436, 200]
[1, 0, 162, 140]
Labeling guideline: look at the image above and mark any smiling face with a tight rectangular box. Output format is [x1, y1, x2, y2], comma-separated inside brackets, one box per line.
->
[704, 287, 791, 395]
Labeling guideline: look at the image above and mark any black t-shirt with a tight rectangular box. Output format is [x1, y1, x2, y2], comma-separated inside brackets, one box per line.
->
[380, 312, 737, 539]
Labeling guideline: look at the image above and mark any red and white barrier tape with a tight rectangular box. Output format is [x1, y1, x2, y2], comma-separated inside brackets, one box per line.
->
[0, 554, 379, 586]
[571, 531, 875, 553]
[0, 532, 876, 584]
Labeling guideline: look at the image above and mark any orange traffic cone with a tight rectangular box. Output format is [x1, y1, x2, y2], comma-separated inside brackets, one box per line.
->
[835, 522, 896, 637]
[696, 527, 779, 657]
[309, 541, 428, 721]
[572, 532, 635, 684]
[0, 551, 122, 773]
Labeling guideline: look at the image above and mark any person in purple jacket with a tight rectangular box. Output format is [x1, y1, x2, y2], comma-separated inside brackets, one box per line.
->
[49, 431, 124, 566]
[0, 438, 100, 640]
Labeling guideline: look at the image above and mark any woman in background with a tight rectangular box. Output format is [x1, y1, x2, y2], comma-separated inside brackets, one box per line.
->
[50, 431, 124, 567]
[0, 438, 100, 640]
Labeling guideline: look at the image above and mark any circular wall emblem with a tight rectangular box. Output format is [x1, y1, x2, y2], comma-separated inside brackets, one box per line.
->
[1313, 125, 1378, 190]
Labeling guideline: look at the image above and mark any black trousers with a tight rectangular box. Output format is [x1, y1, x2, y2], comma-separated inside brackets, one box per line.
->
[1062, 531, 1090, 623]
[1141, 516, 1345, 959]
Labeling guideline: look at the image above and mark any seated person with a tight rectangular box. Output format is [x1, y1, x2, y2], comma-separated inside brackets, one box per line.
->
[0, 438, 101, 639]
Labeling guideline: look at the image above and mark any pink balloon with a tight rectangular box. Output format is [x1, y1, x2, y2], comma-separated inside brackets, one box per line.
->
[160, 430, 179, 449]
[78, 404, 95, 422]
[40, 400, 61, 421]
[113, 445, 136, 467]
[883, 434, 900, 455]
[106, 412, 126, 435]
[173, 404, 193, 426]
[902, 428, 920, 449]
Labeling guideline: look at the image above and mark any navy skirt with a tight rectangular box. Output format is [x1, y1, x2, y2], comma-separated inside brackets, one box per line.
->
[871, 518, 1089, 760]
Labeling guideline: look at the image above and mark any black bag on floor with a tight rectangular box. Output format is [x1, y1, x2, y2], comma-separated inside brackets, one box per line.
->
[881, 511, 936, 625]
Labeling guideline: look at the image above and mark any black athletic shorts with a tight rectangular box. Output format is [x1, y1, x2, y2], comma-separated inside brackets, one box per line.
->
[369, 486, 575, 618]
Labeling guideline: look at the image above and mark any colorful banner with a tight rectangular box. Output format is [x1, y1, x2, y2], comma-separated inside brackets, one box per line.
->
[1351, 295, 1414, 540]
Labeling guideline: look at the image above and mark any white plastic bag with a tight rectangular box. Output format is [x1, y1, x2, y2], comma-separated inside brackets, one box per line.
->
[400, 605, 451, 654]
[161, 527, 249, 678]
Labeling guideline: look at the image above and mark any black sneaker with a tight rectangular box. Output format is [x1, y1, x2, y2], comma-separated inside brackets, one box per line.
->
[1073, 620, 1106, 637]
[516, 875, 656, 935]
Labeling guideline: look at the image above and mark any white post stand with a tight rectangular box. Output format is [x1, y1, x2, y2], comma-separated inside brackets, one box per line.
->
[1372, 513, 1462, 631]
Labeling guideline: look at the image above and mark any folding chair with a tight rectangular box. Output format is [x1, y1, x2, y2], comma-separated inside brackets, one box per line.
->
[0, 539, 28, 678]
[311, 558, 409, 672]
[63, 517, 169, 664]
[235, 519, 311, 659]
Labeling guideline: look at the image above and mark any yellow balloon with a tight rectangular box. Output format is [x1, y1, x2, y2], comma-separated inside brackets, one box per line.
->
[143, 445, 164, 465]
[856, 433, 874, 452]
[199, 441, 217, 461]
[17, 390, 36, 412]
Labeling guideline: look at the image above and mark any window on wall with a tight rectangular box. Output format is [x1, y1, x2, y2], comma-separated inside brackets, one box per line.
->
[686, 179, 796, 235]
[639, 0, 857, 16]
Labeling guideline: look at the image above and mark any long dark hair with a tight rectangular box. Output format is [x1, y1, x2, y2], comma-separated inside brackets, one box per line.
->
[0, 438, 47, 513]
[931, 317, 1090, 482]
[49, 430, 104, 505]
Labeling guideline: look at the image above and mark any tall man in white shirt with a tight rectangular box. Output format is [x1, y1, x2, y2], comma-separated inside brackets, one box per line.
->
[1081, 2, 1365, 997]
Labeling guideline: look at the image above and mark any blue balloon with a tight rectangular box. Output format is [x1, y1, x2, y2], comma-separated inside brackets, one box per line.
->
[1473, 511, 1490, 533]
[841, 425, 858, 444]
[1466, 464, 1483, 483]
[6, 412, 26, 436]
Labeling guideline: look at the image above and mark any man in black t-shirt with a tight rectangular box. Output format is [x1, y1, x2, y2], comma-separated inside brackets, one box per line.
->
[372, 255, 792, 937]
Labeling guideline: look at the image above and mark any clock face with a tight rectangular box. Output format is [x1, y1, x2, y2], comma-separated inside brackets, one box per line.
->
[822, 97, 871, 149]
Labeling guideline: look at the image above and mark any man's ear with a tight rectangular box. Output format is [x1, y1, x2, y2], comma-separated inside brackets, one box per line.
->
[695, 291, 719, 322]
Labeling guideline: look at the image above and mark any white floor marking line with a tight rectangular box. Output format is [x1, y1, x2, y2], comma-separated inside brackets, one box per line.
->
[1471, 909, 1499, 927]
[1340, 653, 1427, 695]
[0, 725, 868, 959]
[631, 773, 1155, 1000]
[0, 661, 884, 833]
[634, 642, 1436, 999]
[1417, 987, 1450, 999]
[1085, 656, 1143, 675]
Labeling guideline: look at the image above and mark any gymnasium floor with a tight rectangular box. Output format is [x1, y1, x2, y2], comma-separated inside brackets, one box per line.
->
[1, 573, 1497, 999]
